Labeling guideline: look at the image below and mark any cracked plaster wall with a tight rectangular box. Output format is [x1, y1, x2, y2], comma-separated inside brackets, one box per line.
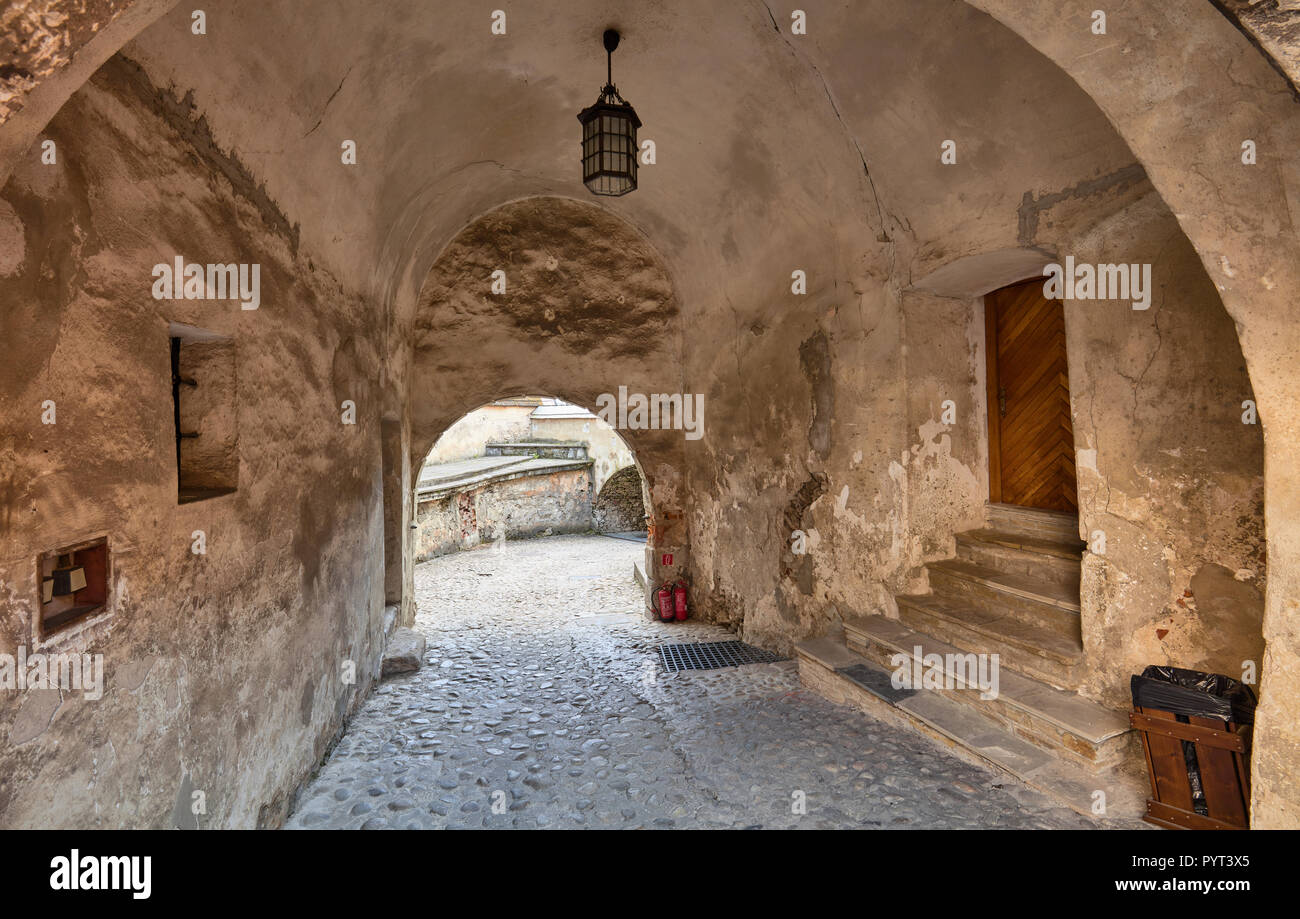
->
[1065, 194, 1265, 710]
[0, 57, 386, 829]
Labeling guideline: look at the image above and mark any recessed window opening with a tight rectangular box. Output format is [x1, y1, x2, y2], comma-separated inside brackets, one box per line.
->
[38, 536, 110, 639]
[169, 322, 239, 504]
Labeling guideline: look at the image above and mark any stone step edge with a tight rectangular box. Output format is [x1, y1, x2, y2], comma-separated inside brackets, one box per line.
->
[957, 528, 1085, 561]
[843, 616, 1129, 745]
[795, 639, 1146, 821]
[928, 558, 1081, 613]
[896, 593, 1082, 665]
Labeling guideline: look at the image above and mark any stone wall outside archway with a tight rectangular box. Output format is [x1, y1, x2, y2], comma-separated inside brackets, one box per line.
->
[407, 393, 658, 555]
[593, 465, 648, 534]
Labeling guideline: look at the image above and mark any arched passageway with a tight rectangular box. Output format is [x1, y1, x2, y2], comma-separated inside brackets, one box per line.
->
[392, 195, 690, 618]
[410, 394, 649, 559]
[0, 0, 1295, 829]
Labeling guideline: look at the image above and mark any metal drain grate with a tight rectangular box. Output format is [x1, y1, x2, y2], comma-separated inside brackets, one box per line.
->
[657, 641, 785, 673]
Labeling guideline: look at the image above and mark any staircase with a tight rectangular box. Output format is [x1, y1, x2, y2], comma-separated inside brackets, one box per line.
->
[797, 504, 1147, 819]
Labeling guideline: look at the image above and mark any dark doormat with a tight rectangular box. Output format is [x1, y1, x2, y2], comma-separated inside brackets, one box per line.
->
[657, 640, 785, 673]
[840, 663, 918, 704]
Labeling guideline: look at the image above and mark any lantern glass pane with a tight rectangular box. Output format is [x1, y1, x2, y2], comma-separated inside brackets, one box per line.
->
[580, 100, 639, 195]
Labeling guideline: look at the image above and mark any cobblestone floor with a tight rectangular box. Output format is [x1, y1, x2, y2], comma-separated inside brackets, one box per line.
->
[285, 535, 1132, 830]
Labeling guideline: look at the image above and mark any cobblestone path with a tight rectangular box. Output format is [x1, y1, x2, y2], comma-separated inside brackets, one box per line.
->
[285, 535, 1133, 829]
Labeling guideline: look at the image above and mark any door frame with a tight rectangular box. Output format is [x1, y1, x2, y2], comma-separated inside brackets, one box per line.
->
[985, 294, 1005, 504]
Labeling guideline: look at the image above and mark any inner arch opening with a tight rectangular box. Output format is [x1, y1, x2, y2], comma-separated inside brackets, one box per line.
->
[413, 394, 651, 562]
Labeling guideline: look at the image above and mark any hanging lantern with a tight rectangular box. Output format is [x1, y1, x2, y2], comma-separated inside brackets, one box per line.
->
[577, 29, 641, 196]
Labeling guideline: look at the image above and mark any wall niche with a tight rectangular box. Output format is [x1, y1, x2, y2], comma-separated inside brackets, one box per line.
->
[37, 536, 110, 639]
[170, 322, 239, 503]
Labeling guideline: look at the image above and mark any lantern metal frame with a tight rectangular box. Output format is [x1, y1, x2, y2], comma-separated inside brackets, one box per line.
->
[577, 29, 642, 197]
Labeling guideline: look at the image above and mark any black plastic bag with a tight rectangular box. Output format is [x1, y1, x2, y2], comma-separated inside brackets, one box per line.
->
[1130, 665, 1256, 724]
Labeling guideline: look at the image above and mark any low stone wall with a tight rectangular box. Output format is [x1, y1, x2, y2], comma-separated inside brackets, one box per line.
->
[414, 466, 594, 560]
[486, 441, 588, 460]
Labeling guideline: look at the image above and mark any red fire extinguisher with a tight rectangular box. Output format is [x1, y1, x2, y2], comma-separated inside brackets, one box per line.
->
[673, 579, 689, 621]
[656, 583, 675, 622]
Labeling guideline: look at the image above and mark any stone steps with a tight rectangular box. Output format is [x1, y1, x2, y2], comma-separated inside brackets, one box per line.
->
[794, 503, 1145, 820]
[899, 504, 1087, 689]
[955, 528, 1083, 588]
[894, 593, 1083, 688]
[796, 636, 1147, 820]
[926, 558, 1080, 635]
[842, 615, 1133, 770]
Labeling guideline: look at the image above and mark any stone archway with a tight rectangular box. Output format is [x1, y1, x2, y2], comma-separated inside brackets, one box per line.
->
[405, 196, 690, 614]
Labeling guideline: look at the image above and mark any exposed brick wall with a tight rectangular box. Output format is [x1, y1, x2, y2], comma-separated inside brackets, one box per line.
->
[593, 465, 646, 533]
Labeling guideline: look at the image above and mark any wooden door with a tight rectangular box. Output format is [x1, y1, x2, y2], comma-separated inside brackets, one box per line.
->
[985, 278, 1077, 513]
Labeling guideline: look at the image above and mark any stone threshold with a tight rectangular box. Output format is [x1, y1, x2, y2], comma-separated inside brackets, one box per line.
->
[986, 503, 1081, 541]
